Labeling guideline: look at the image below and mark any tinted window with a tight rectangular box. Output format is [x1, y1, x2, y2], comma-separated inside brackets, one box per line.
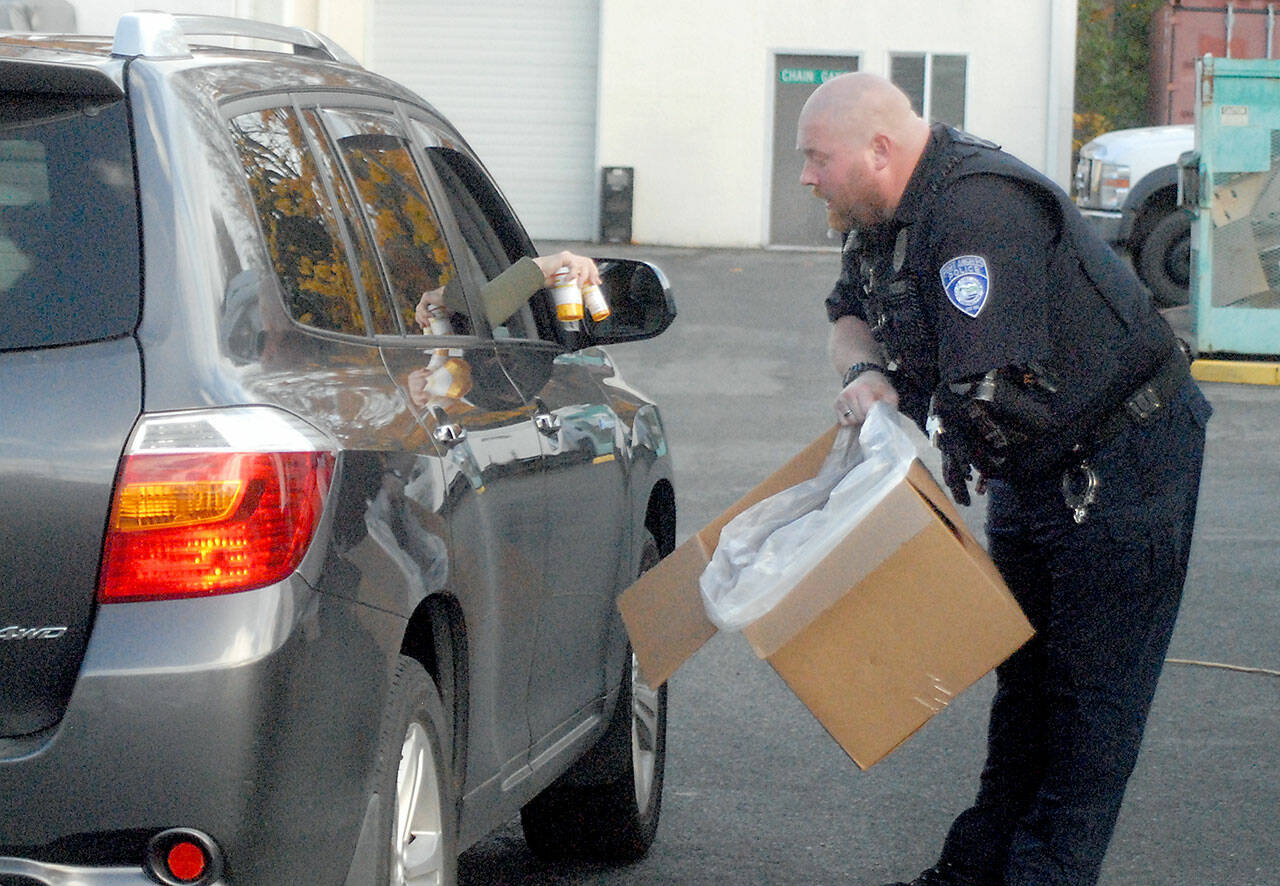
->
[890, 52, 967, 128]
[322, 109, 465, 337]
[931, 55, 968, 128]
[0, 97, 138, 351]
[416, 129, 542, 341]
[230, 107, 366, 336]
[296, 109, 392, 332]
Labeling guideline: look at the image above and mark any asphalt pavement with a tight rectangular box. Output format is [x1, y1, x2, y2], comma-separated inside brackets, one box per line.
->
[459, 243, 1279, 885]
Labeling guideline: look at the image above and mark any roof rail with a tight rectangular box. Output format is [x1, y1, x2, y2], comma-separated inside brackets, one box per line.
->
[111, 11, 359, 66]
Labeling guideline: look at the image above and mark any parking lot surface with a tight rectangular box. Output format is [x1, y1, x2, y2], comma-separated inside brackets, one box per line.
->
[458, 243, 1279, 885]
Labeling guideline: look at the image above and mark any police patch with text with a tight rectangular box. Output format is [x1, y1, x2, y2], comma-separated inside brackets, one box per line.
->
[939, 255, 991, 318]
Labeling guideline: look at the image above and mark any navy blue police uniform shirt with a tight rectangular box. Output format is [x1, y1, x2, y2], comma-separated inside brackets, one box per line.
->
[925, 174, 1058, 382]
[825, 138, 1064, 419]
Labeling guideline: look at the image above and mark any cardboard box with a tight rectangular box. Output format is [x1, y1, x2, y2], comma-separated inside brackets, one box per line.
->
[618, 426, 1034, 769]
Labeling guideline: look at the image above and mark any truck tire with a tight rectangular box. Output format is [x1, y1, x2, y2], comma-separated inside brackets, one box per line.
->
[519, 531, 667, 862]
[1136, 210, 1191, 308]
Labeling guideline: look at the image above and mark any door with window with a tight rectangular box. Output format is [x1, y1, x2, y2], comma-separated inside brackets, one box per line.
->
[414, 119, 626, 750]
[298, 101, 548, 787]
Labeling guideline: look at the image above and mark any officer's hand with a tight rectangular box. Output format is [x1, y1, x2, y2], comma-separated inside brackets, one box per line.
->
[835, 371, 898, 426]
[940, 449, 973, 507]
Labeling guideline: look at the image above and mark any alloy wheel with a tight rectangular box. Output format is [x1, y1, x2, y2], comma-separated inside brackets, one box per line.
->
[630, 654, 661, 811]
[394, 721, 446, 885]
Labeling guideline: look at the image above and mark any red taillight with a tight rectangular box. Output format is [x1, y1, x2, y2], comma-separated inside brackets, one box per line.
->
[97, 408, 336, 603]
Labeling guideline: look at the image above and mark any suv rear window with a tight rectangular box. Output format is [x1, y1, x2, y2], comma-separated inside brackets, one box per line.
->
[0, 96, 139, 351]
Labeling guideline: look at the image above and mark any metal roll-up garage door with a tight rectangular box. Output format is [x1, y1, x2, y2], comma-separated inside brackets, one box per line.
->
[368, 0, 600, 241]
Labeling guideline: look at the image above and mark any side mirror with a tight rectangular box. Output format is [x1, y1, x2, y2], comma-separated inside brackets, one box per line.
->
[584, 258, 676, 344]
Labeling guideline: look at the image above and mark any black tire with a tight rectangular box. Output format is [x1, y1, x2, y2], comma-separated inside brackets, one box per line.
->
[519, 531, 668, 862]
[1136, 210, 1191, 308]
[373, 655, 458, 886]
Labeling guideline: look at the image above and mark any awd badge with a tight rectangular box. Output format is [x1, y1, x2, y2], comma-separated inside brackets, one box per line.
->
[940, 255, 990, 318]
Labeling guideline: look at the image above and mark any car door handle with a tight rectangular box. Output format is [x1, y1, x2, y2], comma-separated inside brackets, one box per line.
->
[533, 398, 561, 436]
[428, 405, 467, 448]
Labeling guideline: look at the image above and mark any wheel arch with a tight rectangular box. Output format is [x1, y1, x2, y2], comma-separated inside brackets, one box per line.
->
[400, 593, 469, 800]
[643, 479, 676, 558]
[1123, 168, 1180, 247]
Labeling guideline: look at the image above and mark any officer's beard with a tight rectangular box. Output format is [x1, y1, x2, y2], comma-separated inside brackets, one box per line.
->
[827, 205, 850, 233]
[829, 202, 892, 233]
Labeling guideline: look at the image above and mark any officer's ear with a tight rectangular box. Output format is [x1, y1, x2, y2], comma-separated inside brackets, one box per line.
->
[868, 132, 893, 170]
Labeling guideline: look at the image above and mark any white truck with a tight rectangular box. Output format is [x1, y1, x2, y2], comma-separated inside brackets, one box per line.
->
[1073, 124, 1195, 306]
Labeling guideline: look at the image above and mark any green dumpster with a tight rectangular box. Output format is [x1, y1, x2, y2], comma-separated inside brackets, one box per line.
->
[1190, 55, 1280, 361]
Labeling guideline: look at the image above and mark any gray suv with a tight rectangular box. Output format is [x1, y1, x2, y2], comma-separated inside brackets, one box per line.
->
[0, 12, 676, 885]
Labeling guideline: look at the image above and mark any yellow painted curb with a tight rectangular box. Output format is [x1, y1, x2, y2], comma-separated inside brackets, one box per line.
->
[1191, 359, 1280, 385]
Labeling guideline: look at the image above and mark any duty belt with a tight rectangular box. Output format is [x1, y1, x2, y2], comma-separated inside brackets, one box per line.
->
[1062, 346, 1191, 524]
[1092, 346, 1191, 447]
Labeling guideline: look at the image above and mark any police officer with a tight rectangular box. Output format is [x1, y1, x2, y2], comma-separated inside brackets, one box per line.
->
[797, 73, 1211, 886]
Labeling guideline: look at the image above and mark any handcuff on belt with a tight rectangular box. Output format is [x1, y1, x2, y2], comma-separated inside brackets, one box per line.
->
[1059, 347, 1190, 524]
[1061, 462, 1099, 524]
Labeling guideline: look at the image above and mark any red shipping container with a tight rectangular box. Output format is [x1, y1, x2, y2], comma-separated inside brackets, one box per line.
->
[1150, 0, 1280, 125]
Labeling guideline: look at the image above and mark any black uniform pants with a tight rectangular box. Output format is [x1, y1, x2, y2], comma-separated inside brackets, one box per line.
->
[937, 378, 1211, 885]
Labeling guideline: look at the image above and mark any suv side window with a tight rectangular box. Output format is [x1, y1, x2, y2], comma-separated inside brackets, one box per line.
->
[229, 106, 367, 336]
[295, 108, 395, 335]
[320, 108, 469, 338]
[411, 120, 547, 342]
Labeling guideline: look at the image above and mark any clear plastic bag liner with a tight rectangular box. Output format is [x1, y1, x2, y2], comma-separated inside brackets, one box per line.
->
[698, 402, 919, 632]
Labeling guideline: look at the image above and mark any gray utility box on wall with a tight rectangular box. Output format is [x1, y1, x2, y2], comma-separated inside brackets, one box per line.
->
[600, 166, 633, 243]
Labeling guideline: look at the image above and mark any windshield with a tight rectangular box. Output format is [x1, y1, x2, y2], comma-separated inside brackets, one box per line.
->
[0, 94, 139, 351]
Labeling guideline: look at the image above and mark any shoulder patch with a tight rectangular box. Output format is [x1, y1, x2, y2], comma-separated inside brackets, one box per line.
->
[939, 255, 990, 318]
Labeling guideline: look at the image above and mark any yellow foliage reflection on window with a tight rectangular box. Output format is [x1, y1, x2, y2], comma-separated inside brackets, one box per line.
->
[337, 132, 455, 329]
[231, 108, 365, 335]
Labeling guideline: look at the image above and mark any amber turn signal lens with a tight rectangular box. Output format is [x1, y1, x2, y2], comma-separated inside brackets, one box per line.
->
[113, 478, 243, 531]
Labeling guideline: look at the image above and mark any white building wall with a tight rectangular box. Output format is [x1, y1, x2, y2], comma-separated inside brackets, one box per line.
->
[73, 2, 346, 46]
[599, 0, 1076, 246]
[71, 1, 1076, 248]
[77, 1, 241, 36]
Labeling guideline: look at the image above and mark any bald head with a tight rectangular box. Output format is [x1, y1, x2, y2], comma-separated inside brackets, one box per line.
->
[797, 73, 932, 229]
[800, 73, 919, 144]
